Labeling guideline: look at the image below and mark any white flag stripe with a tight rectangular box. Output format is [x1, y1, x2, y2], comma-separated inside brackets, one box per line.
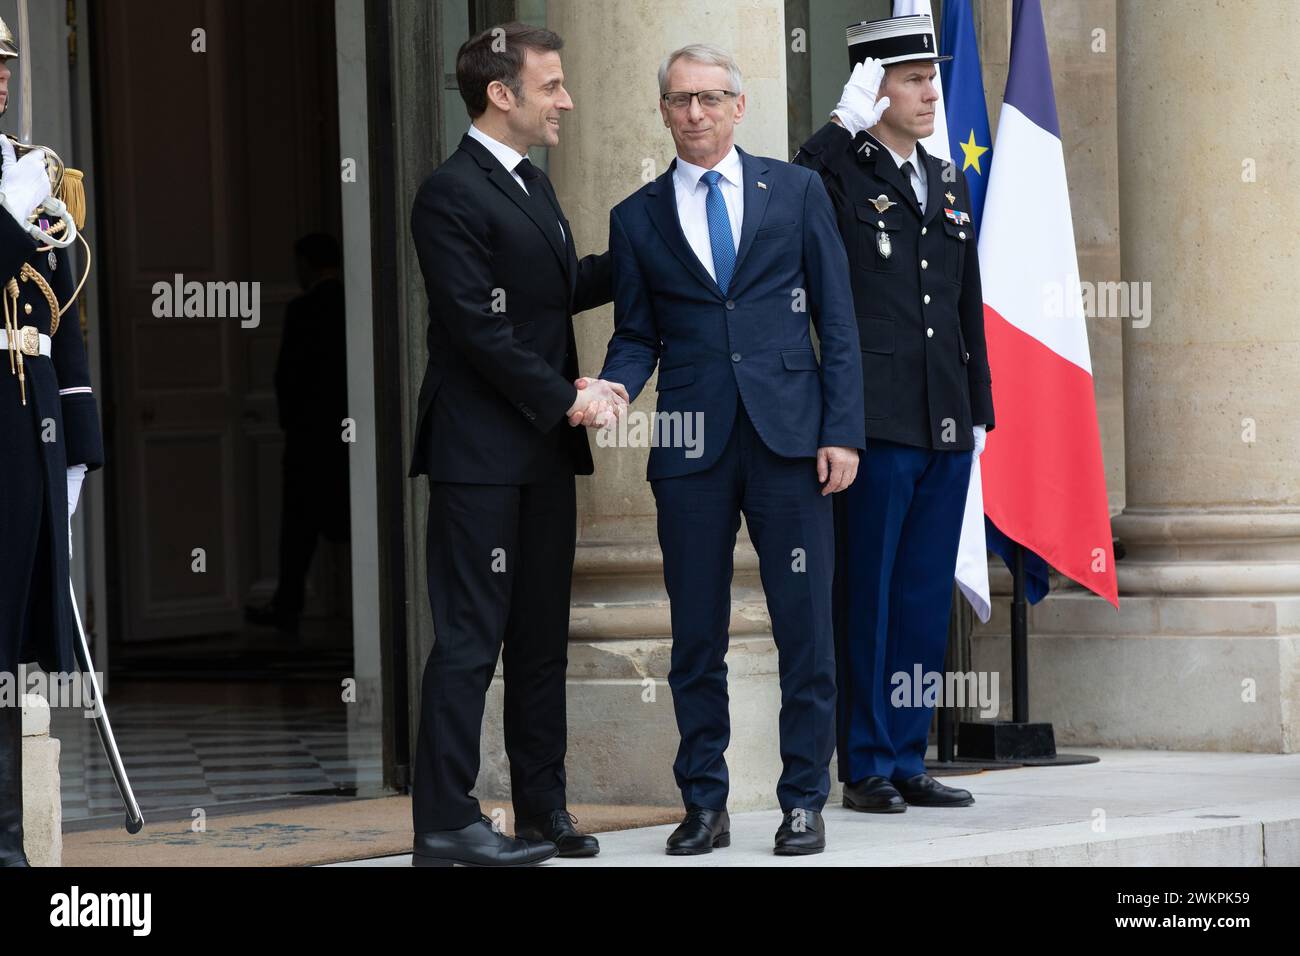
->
[978, 103, 1093, 374]
[955, 456, 991, 622]
[892, 0, 951, 163]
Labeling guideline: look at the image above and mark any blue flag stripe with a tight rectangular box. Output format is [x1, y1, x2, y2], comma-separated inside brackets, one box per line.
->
[986, 519, 1052, 605]
[940, 0, 992, 229]
[1003, 0, 1061, 138]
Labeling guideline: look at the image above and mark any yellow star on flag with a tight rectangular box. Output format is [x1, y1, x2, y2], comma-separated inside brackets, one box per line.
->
[959, 129, 990, 175]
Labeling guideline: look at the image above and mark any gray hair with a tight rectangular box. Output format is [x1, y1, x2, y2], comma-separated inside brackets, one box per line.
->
[657, 44, 744, 96]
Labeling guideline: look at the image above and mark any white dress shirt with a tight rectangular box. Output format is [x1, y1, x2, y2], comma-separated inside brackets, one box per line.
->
[883, 141, 927, 213]
[468, 123, 565, 241]
[672, 146, 744, 283]
[468, 123, 530, 191]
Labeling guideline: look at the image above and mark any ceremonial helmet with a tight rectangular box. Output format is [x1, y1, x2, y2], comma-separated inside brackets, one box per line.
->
[846, 13, 951, 68]
[0, 16, 17, 60]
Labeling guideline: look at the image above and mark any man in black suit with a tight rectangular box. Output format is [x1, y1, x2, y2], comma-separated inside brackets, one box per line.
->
[407, 22, 622, 867]
[245, 234, 349, 635]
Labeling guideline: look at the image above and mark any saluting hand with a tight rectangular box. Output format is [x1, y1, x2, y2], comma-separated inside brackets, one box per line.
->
[831, 58, 891, 138]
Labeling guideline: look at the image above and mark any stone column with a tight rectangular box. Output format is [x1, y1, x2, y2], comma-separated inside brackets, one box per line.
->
[474, 0, 795, 810]
[1106, 0, 1300, 750]
[972, 0, 1300, 752]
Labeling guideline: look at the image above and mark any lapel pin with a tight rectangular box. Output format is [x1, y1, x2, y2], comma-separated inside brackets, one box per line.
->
[945, 191, 956, 205]
[756, 181, 767, 190]
[871, 194, 897, 214]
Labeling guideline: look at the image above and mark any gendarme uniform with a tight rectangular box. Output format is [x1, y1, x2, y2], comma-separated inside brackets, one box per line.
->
[0, 15, 102, 867]
[793, 14, 995, 798]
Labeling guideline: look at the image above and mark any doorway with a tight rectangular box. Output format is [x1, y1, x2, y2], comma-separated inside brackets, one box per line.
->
[56, 0, 383, 825]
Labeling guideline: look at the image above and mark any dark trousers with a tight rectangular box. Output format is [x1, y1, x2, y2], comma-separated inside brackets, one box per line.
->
[273, 437, 350, 616]
[412, 459, 576, 832]
[0, 381, 45, 863]
[834, 438, 971, 784]
[0, 381, 45, 675]
[652, 403, 837, 813]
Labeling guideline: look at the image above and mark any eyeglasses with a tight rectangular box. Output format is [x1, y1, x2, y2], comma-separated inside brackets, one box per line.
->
[661, 90, 738, 110]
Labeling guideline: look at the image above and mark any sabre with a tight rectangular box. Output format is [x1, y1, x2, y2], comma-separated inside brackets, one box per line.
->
[14, 0, 29, 145]
[69, 577, 144, 834]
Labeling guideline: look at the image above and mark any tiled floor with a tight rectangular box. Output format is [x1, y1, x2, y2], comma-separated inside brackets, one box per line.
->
[49, 683, 383, 823]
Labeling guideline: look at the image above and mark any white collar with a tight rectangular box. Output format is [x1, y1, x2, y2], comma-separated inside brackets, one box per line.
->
[468, 123, 529, 174]
[674, 145, 742, 191]
[882, 140, 921, 177]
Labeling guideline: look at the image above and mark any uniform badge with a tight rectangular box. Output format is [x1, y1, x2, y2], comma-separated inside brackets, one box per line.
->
[945, 191, 956, 205]
[944, 207, 971, 225]
[876, 229, 892, 260]
[48, 250, 57, 270]
[870, 194, 897, 214]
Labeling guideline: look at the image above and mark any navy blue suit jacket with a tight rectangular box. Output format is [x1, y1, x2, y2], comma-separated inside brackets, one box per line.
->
[598, 147, 865, 481]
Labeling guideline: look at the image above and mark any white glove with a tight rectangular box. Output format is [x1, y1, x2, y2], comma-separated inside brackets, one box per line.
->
[0, 135, 53, 227]
[67, 464, 87, 558]
[832, 59, 891, 137]
[972, 425, 987, 459]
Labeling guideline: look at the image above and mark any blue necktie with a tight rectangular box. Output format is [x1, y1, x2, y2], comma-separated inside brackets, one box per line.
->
[702, 170, 736, 294]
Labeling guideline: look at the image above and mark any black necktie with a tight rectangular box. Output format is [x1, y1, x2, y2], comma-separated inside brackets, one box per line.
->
[899, 160, 923, 211]
[515, 156, 541, 184]
[514, 158, 563, 242]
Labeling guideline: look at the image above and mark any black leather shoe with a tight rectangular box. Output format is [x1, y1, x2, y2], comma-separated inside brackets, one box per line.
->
[774, 809, 825, 856]
[515, 809, 599, 858]
[412, 816, 558, 867]
[842, 775, 907, 813]
[665, 807, 730, 856]
[893, 773, 975, 807]
[0, 703, 30, 867]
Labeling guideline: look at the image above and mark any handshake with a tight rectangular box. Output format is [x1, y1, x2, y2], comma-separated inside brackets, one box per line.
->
[566, 377, 629, 429]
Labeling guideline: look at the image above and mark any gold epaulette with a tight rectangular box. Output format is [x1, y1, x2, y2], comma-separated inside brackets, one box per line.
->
[60, 167, 87, 230]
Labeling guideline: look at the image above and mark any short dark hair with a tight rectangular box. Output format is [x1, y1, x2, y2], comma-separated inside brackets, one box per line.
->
[294, 233, 341, 270]
[455, 22, 564, 118]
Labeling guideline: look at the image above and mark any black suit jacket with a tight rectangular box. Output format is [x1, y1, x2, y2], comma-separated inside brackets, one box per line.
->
[794, 123, 995, 451]
[408, 133, 612, 482]
[276, 276, 347, 437]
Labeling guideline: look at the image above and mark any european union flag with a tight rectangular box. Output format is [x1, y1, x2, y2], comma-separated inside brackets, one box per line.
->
[941, 0, 992, 230]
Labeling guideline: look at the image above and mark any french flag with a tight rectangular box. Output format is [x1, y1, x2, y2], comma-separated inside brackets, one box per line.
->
[978, 0, 1118, 608]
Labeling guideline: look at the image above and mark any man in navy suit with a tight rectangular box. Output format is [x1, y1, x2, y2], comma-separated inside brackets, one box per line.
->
[596, 44, 865, 856]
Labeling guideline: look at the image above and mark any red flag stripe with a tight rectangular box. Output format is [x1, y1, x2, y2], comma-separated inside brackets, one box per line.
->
[980, 304, 1118, 607]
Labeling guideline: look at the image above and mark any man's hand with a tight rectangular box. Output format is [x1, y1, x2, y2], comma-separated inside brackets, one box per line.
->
[817, 446, 859, 495]
[972, 425, 987, 459]
[0, 136, 52, 227]
[831, 58, 890, 138]
[567, 377, 629, 429]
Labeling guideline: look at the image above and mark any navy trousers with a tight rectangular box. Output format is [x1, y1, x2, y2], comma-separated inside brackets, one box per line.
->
[834, 438, 972, 784]
[652, 403, 837, 813]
